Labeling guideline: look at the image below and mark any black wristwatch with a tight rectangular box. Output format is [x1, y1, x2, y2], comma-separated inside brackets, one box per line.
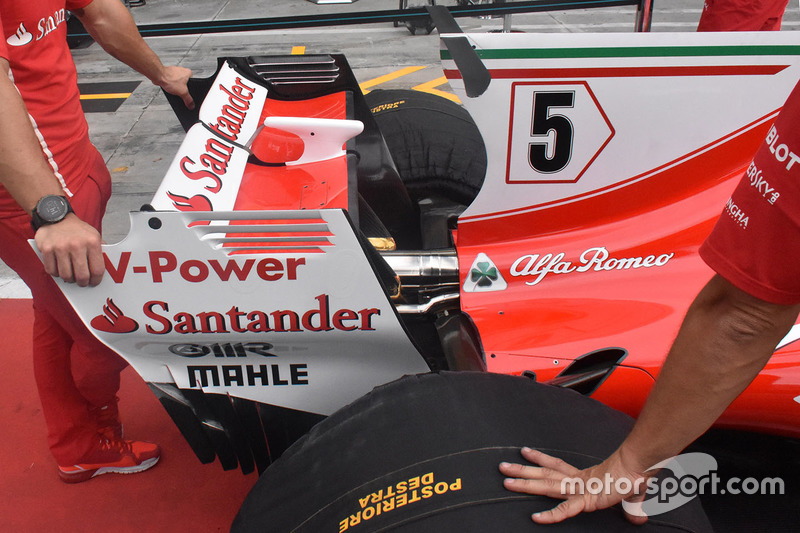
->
[30, 195, 74, 231]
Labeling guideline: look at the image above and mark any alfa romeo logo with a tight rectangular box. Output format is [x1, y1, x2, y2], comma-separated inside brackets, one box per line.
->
[463, 253, 507, 293]
[471, 262, 499, 288]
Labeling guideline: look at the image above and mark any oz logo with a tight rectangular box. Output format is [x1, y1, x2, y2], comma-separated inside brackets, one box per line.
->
[506, 81, 614, 184]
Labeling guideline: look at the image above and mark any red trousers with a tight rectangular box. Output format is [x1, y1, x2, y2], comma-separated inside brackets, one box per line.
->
[0, 146, 127, 465]
[697, 0, 790, 31]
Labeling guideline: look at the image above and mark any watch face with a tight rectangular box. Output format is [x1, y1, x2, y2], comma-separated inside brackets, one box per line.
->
[38, 195, 69, 223]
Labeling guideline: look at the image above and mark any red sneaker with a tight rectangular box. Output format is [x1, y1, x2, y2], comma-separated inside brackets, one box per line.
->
[58, 437, 160, 483]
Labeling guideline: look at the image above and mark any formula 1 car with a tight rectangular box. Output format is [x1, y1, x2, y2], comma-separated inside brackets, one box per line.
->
[52, 25, 800, 480]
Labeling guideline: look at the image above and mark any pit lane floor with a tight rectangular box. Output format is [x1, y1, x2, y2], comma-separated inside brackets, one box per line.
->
[1, 1, 799, 531]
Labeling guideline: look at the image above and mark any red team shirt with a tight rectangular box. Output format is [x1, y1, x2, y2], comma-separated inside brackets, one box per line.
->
[0, 0, 94, 216]
[697, 0, 790, 31]
[701, 80, 800, 305]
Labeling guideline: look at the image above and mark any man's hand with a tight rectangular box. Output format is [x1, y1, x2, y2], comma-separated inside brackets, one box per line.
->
[155, 65, 194, 110]
[499, 447, 650, 525]
[34, 214, 105, 287]
[73, 0, 195, 110]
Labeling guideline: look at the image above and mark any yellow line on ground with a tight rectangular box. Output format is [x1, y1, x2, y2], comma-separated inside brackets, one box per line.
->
[291, 46, 306, 55]
[412, 76, 460, 103]
[79, 93, 132, 100]
[359, 66, 426, 93]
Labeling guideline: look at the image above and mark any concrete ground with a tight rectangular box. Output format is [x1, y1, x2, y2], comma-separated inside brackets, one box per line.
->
[2, 0, 799, 296]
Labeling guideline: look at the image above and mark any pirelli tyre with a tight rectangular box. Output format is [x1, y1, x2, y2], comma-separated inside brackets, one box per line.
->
[365, 89, 487, 206]
[232, 372, 712, 532]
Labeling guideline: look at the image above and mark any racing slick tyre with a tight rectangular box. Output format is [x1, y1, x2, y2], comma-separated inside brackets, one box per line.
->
[365, 89, 487, 206]
[232, 372, 712, 532]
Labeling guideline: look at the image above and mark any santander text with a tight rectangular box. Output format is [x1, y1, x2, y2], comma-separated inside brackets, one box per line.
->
[142, 294, 380, 335]
[168, 75, 257, 211]
[37, 9, 66, 41]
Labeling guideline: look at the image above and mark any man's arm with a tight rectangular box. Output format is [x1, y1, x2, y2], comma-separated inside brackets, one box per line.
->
[499, 274, 800, 524]
[71, 0, 194, 109]
[0, 58, 104, 286]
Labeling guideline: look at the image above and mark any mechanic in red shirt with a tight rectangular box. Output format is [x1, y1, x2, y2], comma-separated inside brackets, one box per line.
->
[0, 0, 193, 483]
[499, 82, 800, 523]
[697, 0, 790, 31]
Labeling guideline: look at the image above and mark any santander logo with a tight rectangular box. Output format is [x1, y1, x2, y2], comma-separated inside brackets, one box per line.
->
[6, 9, 66, 47]
[7, 23, 33, 46]
[90, 299, 139, 334]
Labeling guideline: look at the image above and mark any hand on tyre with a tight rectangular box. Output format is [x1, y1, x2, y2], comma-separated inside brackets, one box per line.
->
[499, 447, 650, 525]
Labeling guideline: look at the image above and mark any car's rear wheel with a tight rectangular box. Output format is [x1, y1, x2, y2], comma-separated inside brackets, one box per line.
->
[233, 372, 713, 533]
[365, 89, 486, 207]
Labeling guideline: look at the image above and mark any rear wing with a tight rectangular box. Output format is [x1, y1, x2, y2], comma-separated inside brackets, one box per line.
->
[45, 58, 429, 473]
[55, 209, 428, 414]
[49, 208, 429, 472]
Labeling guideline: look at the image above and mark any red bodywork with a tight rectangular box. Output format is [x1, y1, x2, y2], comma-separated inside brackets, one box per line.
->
[456, 113, 800, 437]
[236, 94, 349, 212]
